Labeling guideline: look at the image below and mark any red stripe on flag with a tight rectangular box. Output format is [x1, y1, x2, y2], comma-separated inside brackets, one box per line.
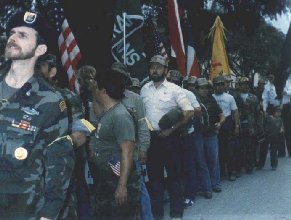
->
[190, 55, 200, 77]
[71, 53, 82, 68]
[67, 39, 77, 53]
[63, 26, 72, 39]
[69, 75, 76, 90]
[59, 42, 67, 55]
[64, 59, 71, 71]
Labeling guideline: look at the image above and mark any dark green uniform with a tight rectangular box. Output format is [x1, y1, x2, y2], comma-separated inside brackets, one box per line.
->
[89, 103, 140, 219]
[57, 88, 84, 220]
[0, 74, 75, 219]
[240, 92, 260, 172]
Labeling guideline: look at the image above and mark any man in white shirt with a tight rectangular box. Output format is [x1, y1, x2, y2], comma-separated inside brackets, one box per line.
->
[140, 55, 194, 219]
[282, 70, 291, 156]
[262, 74, 278, 113]
[167, 70, 205, 205]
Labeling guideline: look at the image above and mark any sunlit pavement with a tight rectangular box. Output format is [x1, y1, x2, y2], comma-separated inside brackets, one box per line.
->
[164, 156, 291, 220]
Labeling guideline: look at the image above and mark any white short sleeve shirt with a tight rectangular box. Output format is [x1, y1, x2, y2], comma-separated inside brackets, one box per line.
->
[140, 80, 193, 130]
[212, 92, 237, 117]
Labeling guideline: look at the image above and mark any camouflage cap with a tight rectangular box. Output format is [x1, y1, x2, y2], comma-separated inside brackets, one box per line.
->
[111, 62, 130, 78]
[168, 70, 183, 82]
[197, 78, 209, 87]
[238, 76, 250, 84]
[7, 11, 56, 48]
[150, 55, 168, 67]
[130, 77, 140, 88]
[213, 75, 226, 84]
[187, 76, 198, 84]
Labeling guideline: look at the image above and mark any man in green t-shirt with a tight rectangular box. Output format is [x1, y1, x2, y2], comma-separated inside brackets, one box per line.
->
[89, 69, 140, 219]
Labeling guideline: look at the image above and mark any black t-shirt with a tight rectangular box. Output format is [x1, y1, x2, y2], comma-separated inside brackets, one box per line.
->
[197, 94, 223, 136]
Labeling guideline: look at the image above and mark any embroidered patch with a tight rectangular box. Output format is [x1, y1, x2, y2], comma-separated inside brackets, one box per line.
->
[23, 11, 37, 24]
[59, 101, 67, 112]
[21, 107, 39, 115]
[12, 120, 37, 132]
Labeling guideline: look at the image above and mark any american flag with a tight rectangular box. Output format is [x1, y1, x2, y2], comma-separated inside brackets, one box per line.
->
[184, 17, 200, 77]
[168, 0, 186, 75]
[153, 26, 168, 59]
[47, 0, 82, 92]
[108, 160, 121, 176]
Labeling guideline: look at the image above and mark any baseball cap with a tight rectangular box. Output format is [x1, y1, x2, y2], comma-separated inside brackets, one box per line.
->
[168, 70, 182, 82]
[213, 75, 226, 84]
[111, 62, 131, 78]
[150, 55, 168, 67]
[187, 76, 198, 84]
[197, 78, 209, 87]
[238, 76, 250, 84]
[130, 77, 140, 88]
[38, 53, 56, 67]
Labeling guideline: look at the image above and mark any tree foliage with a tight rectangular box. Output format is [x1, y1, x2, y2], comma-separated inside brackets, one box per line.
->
[227, 21, 285, 77]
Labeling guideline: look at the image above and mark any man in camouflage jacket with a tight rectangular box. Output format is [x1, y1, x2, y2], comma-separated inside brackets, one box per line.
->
[238, 77, 261, 173]
[0, 11, 75, 219]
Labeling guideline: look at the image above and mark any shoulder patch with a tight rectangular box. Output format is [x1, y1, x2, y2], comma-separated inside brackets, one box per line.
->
[59, 100, 67, 112]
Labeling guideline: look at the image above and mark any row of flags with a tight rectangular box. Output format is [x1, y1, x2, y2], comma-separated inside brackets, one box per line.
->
[25, 0, 230, 93]
[110, 0, 230, 81]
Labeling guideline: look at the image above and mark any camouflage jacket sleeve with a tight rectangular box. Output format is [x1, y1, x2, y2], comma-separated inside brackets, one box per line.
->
[60, 89, 84, 130]
[38, 95, 75, 219]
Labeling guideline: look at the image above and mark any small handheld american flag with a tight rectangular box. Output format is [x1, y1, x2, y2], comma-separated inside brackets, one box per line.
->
[108, 154, 121, 176]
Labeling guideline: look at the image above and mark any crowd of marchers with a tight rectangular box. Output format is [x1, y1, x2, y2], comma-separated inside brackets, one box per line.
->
[1, 9, 291, 220]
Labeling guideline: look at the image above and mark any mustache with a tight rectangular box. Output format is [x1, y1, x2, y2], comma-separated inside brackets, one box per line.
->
[6, 42, 20, 49]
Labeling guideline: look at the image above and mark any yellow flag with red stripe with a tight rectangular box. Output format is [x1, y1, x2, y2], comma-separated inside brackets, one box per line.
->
[209, 16, 230, 80]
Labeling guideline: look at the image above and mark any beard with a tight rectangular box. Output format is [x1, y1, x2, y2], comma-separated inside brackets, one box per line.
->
[5, 42, 36, 60]
[149, 72, 165, 82]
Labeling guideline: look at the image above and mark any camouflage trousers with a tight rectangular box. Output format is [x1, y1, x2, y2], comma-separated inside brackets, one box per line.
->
[0, 193, 43, 220]
[57, 180, 78, 220]
[90, 159, 141, 220]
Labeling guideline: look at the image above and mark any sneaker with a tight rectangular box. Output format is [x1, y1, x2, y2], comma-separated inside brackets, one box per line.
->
[204, 192, 212, 199]
[212, 186, 222, 193]
[228, 175, 236, 181]
[184, 199, 194, 208]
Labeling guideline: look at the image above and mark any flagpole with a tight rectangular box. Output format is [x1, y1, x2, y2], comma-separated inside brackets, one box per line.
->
[123, 12, 126, 65]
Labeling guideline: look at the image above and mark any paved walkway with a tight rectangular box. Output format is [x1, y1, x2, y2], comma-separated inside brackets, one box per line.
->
[165, 156, 291, 220]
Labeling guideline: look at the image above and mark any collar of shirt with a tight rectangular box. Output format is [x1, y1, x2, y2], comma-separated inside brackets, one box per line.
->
[148, 79, 170, 90]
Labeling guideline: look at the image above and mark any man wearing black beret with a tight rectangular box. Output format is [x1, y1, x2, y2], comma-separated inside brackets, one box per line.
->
[0, 11, 74, 220]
